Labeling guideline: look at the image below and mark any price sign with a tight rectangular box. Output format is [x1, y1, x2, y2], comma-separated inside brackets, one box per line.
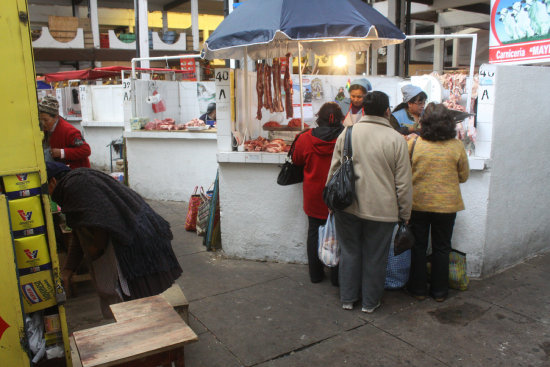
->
[214, 68, 230, 86]
[122, 79, 131, 101]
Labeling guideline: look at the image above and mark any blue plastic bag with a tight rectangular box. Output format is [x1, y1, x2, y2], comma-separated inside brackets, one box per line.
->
[385, 226, 411, 289]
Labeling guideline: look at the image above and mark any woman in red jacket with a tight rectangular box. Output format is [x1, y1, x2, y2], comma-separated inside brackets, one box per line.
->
[293, 102, 344, 285]
[38, 95, 91, 169]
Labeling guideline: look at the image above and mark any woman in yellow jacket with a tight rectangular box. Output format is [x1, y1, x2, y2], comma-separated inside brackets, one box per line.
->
[407, 103, 469, 302]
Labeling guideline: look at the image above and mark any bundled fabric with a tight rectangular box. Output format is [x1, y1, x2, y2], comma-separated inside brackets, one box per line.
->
[393, 221, 414, 256]
[317, 213, 339, 267]
[449, 249, 469, 290]
[196, 187, 213, 236]
[385, 226, 411, 289]
[185, 186, 201, 231]
[323, 126, 355, 210]
[204, 171, 221, 251]
[51, 168, 182, 298]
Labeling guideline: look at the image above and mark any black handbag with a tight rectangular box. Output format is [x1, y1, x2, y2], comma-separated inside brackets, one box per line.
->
[393, 221, 414, 256]
[323, 126, 355, 210]
[277, 132, 305, 186]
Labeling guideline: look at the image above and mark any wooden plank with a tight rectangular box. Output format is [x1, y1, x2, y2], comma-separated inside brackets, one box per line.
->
[109, 295, 177, 322]
[70, 335, 83, 367]
[73, 301, 198, 367]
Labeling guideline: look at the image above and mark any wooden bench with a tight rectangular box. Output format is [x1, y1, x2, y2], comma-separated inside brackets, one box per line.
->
[72, 295, 198, 367]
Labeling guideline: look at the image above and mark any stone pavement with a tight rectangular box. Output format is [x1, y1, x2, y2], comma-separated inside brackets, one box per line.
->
[65, 200, 550, 367]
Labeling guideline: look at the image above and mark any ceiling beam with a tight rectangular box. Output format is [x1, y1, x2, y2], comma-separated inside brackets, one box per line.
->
[438, 9, 489, 28]
[454, 3, 490, 15]
[430, 0, 489, 11]
[164, 0, 190, 12]
[412, 0, 433, 5]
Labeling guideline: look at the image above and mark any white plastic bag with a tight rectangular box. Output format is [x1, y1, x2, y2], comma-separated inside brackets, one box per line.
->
[318, 213, 340, 267]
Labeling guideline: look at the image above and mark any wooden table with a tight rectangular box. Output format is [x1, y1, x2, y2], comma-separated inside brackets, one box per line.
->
[72, 295, 198, 367]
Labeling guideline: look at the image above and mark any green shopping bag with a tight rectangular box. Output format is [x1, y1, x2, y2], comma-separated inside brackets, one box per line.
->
[448, 249, 469, 291]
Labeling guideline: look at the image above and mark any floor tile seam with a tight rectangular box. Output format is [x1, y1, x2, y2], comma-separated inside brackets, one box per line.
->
[472, 297, 548, 325]
[186, 274, 287, 302]
[247, 330, 351, 367]
[368, 323, 453, 366]
[244, 321, 370, 366]
[187, 311, 247, 366]
[176, 249, 208, 257]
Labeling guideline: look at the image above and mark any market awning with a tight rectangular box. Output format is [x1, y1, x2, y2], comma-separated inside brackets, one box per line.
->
[202, 0, 405, 60]
[44, 66, 185, 83]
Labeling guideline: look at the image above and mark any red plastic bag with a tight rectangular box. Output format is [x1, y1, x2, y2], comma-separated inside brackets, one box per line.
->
[152, 90, 166, 113]
[184, 186, 200, 231]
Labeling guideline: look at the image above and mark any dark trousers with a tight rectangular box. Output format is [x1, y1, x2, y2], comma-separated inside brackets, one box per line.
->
[307, 216, 339, 285]
[408, 211, 456, 298]
[334, 211, 395, 308]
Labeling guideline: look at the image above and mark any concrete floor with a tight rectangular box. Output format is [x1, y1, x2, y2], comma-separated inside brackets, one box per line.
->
[64, 200, 550, 367]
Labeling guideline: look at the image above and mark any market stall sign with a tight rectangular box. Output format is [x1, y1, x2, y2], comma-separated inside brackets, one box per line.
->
[489, 0, 550, 64]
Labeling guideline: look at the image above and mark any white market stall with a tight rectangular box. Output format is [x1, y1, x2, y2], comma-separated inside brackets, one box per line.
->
[205, 0, 550, 278]
[123, 56, 220, 201]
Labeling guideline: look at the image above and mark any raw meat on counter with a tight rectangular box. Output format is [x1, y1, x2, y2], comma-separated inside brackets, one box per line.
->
[288, 118, 309, 129]
[262, 121, 282, 128]
[243, 136, 289, 153]
[144, 118, 177, 131]
[185, 118, 206, 127]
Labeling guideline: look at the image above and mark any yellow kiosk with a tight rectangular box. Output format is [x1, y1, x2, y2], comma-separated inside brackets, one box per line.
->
[0, 0, 71, 365]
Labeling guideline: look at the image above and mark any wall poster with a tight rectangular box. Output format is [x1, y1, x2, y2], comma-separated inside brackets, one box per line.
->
[490, 0, 550, 64]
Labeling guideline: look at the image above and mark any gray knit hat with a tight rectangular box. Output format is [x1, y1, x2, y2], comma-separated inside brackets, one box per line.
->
[401, 84, 424, 103]
[38, 95, 60, 116]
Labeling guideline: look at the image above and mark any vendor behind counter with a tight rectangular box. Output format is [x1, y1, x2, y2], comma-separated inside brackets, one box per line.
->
[199, 102, 216, 127]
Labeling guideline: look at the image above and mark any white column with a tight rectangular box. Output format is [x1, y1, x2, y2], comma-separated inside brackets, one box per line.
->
[386, 0, 397, 76]
[348, 52, 356, 75]
[191, 0, 199, 51]
[410, 21, 417, 61]
[138, 0, 150, 69]
[90, 0, 99, 48]
[371, 46, 378, 75]
[434, 22, 443, 73]
[162, 11, 168, 33]
[452, 38, 460, 68]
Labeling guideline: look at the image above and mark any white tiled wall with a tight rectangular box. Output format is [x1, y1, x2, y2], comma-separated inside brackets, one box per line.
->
[474, 64, 497, 158]
[215, 68, 233, 152]
[179, 82, 200, 122]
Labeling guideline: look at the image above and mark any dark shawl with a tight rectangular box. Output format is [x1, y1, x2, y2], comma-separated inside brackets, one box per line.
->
[52, 168, 182, 298]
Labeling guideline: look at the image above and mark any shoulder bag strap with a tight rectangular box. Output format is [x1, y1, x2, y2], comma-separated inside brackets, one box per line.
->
[343, 126, 353, 159]
[287, 129, 309, 160]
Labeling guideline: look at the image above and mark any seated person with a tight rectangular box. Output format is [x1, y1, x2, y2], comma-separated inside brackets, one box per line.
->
[199, 103, 216, 127]
[38, 96, 91, 169]
[390, 85, 427, 135]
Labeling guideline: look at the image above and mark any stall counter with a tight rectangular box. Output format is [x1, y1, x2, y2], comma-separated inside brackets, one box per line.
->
[124, 130, 219, 202]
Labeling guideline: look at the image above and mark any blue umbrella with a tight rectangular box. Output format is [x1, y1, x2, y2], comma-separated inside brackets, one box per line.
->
[202, 0, 405, 60]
